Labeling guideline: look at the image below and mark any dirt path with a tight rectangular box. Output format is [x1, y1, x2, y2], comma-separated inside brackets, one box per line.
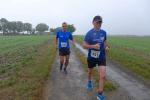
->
[42, 48, 97, 100]
[75, 43, 150, 100]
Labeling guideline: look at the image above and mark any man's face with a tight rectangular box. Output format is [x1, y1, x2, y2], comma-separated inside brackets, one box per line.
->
[62, 23, 68, 31]
[93, 21, 102, 29]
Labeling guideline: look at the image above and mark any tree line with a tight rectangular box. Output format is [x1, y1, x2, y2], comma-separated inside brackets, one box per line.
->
[0, 18, 49, 35]
[0, 18, 76, 35]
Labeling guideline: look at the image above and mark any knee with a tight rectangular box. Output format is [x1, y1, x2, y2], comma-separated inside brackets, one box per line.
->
[65, 59, 69, 63]
[60, 59, 64, 63]
[100, 74, 106, 80]
[88, 69, 92, 75]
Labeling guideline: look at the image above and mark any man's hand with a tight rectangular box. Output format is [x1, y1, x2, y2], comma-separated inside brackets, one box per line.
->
[54, 44, 58, 50]
[55, 38, 58, 50]
[104, 40, 110, 53]
[72, 40, 76, 46]
[105, 46, 110, 53]
[83, 42, 100, 50]
[91, 43, 100, 50]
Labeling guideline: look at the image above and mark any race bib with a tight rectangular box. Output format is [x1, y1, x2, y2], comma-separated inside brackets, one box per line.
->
[61, 42, 67, 47]
[91, 50, 100, 58]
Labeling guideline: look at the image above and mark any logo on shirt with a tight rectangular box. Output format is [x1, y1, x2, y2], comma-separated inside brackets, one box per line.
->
[93, 33, 96, 36]
[100, 37, 104, 41]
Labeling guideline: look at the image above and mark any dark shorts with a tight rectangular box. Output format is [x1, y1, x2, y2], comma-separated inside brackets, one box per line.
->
[87, 59, 106, 68]
[59, 48, 70, 56]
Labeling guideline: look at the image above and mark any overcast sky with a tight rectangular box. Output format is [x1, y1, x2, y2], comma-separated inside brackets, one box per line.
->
[0, 0, 150, 35]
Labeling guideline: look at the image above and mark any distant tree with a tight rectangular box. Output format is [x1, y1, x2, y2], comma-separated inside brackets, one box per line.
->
[50, 28, 56, 32]
[0, 18, 35, 35]
[36, 23, 49, 34]
[67, 24, 76, 33]
[0, 18, 9, 34]
[7, 21, 17, 34]
[16, 21, 24, 33]
[50, 28, 56, 35]
[31, 28, 36, 34]
[24, 23, 32, 34]
[0, 24, 2, 31]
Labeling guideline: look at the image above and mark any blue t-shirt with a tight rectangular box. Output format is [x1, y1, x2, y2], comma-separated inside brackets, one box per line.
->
[84, 28, 107, 61]
[56, 30, 73, 49]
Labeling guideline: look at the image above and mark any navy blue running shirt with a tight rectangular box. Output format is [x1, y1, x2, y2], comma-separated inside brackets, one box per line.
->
[84, 28, 107, 61]
[56, 30, 73, 49]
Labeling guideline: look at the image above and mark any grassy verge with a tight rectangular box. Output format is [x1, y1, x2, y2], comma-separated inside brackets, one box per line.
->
[74, 35, 116, 92]
[108, 36, 150, 83]
[0, 35, 56, 100]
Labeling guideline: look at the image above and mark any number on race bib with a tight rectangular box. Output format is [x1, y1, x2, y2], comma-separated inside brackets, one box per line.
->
[61, 42, 67, 47]
[91, 50, 100, 58]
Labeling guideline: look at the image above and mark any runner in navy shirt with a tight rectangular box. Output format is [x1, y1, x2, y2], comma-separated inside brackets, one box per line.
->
[84, 29, 107, 62]
[55, 22, 75, 74]
[83, 15, 110, 100]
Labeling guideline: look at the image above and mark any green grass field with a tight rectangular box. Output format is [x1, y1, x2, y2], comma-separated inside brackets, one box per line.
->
[108, 36, 150, 83]
[75, 35, 150, 84]
[0, 35, 56, 100]
[0, 35, 51, 54]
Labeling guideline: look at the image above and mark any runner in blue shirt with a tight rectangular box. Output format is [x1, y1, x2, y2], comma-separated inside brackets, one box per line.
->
[83, 16, 110, 100]
[55, 22, 75, 74]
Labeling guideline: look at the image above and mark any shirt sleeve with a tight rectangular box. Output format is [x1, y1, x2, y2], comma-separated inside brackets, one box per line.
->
[104, 31, 107, 41]
[69, 33, 73, 40]
[56, 32, 59, 39]
[84, 32, 90, 43]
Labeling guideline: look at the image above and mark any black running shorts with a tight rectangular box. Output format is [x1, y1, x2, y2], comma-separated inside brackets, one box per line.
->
[59, 48, 70, 56]
[87, 59, 106, 68]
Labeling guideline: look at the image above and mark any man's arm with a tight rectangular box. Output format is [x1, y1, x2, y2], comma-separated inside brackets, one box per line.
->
[104, 40, 110, 52]
[104, 31, 110, 52]
[55, 32, 59, 49]
[83, 41, 100, 50]
[71, 39, 75, 46]
[69, 33, 75, 46]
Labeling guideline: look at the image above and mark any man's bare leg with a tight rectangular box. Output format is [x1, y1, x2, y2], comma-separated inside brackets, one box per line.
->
[98, 66, 106, 94]
[64, 55, 70, 74]
[88, 68, 93, 81]
[60, 56, 65, 70]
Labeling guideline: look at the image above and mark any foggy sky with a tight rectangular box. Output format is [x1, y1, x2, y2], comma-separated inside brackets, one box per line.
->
[0, 0, 150, 35]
